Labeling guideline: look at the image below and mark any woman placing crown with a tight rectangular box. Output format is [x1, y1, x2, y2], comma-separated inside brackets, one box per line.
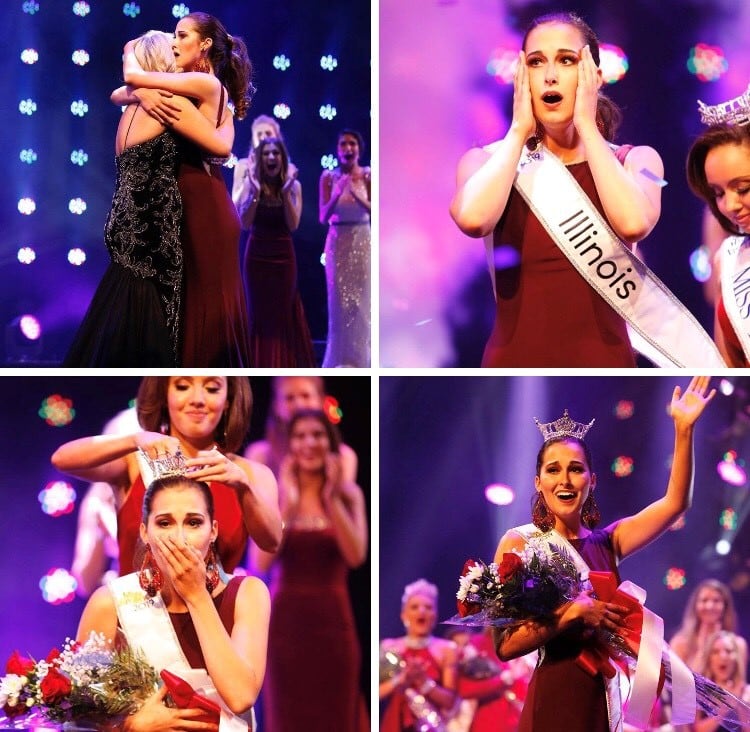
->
[492, 376, 715, 732]
[687, 84, 750, 367]
[51, 376, 282, 577]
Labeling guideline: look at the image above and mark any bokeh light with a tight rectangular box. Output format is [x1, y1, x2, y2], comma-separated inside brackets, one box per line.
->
[38, 481, 77, 517]
[40, 569, 77, 605]
[38, 394, 76, 427]
[484, 483, 515, 506]
[687, 43, 728, 82]
[611, 455, 634, 478]
[599, 43, 629, 84]
[717, 451, 746, 486]
[613, 400, 634, 420]
[663, 567, 687, 590]
[323, 395, 343, 424]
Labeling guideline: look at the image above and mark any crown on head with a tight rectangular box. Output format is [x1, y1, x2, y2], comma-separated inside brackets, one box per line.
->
[138, 446, 189, 481]
[534, 409, 595, 442]
[698, 85, 750, 127]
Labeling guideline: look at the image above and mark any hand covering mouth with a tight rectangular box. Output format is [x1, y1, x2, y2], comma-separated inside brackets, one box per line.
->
[542, 91, 563, 104]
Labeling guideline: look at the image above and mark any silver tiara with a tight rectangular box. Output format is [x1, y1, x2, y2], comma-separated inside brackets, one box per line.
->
[698, 84, 750, 127]
[137, 447, 189, 481]
[534, 410, 595, 441]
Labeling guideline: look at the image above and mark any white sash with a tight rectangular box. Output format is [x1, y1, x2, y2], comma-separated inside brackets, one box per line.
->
[512, 524, 623, 732]
[719, 234, 750, 363]
[108, 574, 253, 732]
[512, 146, 726, 367]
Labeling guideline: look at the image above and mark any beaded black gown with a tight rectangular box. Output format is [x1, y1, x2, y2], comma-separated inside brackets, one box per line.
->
[64, 131, 182, 366]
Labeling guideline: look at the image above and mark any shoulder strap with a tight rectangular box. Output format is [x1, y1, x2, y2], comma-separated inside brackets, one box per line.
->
[123, 103, 141, 149]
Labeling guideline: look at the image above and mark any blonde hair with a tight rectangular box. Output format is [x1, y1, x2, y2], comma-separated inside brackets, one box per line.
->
[699, 630, 747, 687]
[134, 30, 177, 73]
[401, 578, 438, 609]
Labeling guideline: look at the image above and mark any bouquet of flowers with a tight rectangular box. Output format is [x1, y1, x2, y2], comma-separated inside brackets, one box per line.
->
[446, 545, 750, 731]
[450, 541, 585, 627]
[0, 632, 158, 727]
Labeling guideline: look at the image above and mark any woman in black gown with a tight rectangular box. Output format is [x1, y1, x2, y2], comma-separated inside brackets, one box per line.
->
[64, 31, 231, 367]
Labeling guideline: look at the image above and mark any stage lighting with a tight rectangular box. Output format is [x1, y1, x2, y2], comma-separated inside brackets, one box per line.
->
[40, 568, 77, 605]
[719, 379, 734, 396]
[716, 539, 731, 556]
[38, 480, 76, 517]
[717, 451, 746, 486]
[5, 315, 42, 363]
[485, 483, 515, 506]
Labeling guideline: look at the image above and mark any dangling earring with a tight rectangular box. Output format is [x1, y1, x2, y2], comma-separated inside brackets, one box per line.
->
[582, 494, 601, 528]
[193, 52, 211, 74]
[138, 545, 163, 597]
[531, 492, 554, 532]
[205, 542, 220, 593]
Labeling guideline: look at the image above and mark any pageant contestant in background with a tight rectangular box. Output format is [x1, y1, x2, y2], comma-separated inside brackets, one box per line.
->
[244, 376, 358, 482]
[51, 376, 281, 576]
[319, 129, 371, 367]
[492, 377, 714, 731]
[379, 578, 459, 731]
[252, 408, 368, 732]
[239, 137, 316, 367]
[687, 84, 750, 366]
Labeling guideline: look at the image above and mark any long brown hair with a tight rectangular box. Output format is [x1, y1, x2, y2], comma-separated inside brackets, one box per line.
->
[185, 11, 254, 120]
[522, 12, 622, 141]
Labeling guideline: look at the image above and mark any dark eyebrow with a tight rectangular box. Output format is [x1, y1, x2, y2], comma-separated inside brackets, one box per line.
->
[526, 48, 580, 57]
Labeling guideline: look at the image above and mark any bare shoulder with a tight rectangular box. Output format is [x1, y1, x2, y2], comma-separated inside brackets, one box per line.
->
[496, 529, 528, 555]
[236, 575, 271, 607]
[244, 439, 270, 464]
[623, 144, 664, 176]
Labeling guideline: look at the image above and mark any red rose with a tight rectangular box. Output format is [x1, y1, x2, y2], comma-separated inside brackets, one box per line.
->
[461, 559, 480, 576]
[40, 667, 72, 704]
[457, 598, 482, 617]
[3, 700, 27, 718]
[6, 650, 35, 676]
[497, 553, 523, 583]
[45, 648, 61, 664]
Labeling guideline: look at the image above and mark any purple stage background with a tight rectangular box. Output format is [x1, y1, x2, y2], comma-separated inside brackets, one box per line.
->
[380, 0, 750, 366]
[0, 375, 371, 715]
[2, 0, 370, 364]
[379, 375, 750, 665]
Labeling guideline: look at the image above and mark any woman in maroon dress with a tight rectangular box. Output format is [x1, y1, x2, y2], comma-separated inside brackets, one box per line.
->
[76, 476, 269, 730]
[238, 137, 316, 366]
[121, 12, 253, 366]
[50, 375, 282, 574]
[493, 377, 714, 731]
[449, 12, 664, 367]
[252, 409, 368, 732]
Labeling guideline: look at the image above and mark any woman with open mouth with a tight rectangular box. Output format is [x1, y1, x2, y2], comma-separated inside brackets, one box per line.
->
[449, 11, 665, 368]
[492, 376, 715, 731]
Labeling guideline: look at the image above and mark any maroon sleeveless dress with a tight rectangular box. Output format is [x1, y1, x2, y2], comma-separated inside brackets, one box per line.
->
[177, 87, 251, 367]
[518, 529, 621, 732]
[483, 149, 637, 367]
[263, 527, 368, 732]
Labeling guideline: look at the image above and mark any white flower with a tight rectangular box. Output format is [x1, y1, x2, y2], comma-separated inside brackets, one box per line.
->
[0, 674, 27, 706]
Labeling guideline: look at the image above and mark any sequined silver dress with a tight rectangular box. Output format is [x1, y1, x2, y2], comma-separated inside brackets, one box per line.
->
[322, 172, 371, 367]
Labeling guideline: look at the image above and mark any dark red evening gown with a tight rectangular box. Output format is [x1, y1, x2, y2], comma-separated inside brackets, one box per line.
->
[483, 152, 637, 367]
[518, 529, 621, 732]
[176, 88, 251, 367]
[243, 197, 316, 367]
[263, 526, 368, 732]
